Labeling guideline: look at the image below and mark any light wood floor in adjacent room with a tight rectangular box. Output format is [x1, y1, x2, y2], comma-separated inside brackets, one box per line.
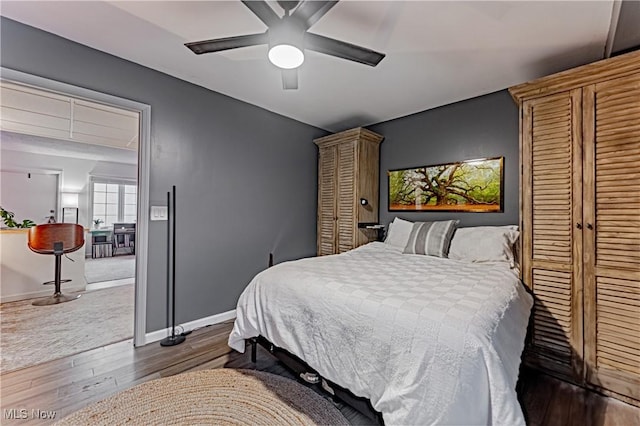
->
[1, 320, 638, 425]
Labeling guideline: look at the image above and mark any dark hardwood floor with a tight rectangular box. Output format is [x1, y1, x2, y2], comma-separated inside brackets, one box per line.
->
[1, 320, 638, 425]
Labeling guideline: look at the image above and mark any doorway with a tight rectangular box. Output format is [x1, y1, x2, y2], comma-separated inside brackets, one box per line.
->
[0, 68, 150, 373]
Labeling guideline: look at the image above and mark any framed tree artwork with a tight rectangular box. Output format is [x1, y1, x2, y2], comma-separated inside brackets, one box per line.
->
[388, 157, 504, 212]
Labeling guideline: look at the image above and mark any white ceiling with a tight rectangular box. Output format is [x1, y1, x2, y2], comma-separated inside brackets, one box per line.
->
[1, 1, 615, 131]
[0, 130, 139, 164]
[0, 80, 140, 151]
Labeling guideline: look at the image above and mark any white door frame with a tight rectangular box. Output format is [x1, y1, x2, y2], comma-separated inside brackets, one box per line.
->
[1, 67, 151, 347]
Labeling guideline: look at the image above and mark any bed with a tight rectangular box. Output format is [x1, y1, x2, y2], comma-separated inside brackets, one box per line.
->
[229, 225, 533, 425]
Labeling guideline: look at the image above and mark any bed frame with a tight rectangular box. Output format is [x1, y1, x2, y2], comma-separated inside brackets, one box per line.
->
[250, 336, 383, 424]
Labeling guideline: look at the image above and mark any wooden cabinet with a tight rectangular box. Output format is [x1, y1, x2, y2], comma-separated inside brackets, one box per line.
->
[519, 89, 585, 382]
[583, 73, 640, 401]
[510, 51, 640, 405]
[314, 128, 384, 256]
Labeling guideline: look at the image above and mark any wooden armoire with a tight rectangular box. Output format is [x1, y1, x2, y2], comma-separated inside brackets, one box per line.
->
[314, 127, 384, 256]
[510, 50, 640, 405]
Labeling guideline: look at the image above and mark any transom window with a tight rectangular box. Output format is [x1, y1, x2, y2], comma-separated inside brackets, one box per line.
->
[91, 180, 137, 227]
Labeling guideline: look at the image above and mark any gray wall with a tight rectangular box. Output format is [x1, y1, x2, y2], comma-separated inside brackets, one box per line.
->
[369, 90, 519, 228]
[613, 0, 640, 54]
[0, 17, 327, 332]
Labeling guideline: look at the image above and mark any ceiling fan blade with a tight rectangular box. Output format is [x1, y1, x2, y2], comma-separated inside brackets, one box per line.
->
[305, 33, 385, 66]
[282, 69, 298, 90]
[241, 0, 280, 27]
[292, 1, 339, 29]
[185, 33, 268, 54]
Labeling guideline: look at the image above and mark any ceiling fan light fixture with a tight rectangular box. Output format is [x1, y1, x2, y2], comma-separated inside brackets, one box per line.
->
[268, 44, 305, 69]
[186, 1, 385, 89]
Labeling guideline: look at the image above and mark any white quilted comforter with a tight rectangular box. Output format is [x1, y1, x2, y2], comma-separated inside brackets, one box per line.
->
[229, 242, 533, 425]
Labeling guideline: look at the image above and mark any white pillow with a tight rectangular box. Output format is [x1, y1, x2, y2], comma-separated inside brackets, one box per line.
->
[448, 225, 519, 264]
[384, 217, 413, 250]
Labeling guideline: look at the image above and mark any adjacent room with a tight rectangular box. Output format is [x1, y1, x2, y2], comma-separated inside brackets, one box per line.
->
[0, 1, 638, 425]
[0, 82, 140, 373]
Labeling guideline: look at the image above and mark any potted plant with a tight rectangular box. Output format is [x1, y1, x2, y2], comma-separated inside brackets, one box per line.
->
[0, 207, 36, 229]
[93, 218, 104, 229]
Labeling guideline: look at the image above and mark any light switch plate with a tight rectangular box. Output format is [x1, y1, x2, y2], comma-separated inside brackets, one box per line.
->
[150, 205, 168, 221]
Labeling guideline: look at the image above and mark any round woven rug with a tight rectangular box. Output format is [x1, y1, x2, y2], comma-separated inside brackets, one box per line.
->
[57, 368, 349, 425]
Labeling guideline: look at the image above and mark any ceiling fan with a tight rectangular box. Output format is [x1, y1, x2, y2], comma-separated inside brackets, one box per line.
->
[185, 0, 386, 90]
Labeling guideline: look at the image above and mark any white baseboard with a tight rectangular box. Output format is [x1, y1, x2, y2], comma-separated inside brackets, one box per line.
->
[144, 309, 236, 345]
[86, 278, 134, 291]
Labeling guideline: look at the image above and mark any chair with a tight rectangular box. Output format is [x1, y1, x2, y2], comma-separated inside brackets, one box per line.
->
[28, 223, 85, 306]
[112, 223, 135, 256]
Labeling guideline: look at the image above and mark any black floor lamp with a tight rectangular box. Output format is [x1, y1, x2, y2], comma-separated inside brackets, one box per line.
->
[161, 185, 185, 347]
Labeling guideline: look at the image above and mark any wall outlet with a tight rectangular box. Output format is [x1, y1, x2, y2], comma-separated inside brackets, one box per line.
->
[150, 206, 168, 221]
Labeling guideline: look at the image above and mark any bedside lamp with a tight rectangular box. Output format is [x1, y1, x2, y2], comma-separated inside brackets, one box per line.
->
[61, 192, 79, 224]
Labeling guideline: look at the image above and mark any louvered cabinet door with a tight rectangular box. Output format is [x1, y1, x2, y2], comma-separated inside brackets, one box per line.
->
[522, 89, 583, 380]
[317, 146, 337, 256]
[336, 141, 357, 253]
[583, 73, 640, 401]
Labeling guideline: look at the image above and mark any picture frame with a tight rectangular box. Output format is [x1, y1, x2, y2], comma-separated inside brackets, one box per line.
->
[388, 156, 504, 212]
